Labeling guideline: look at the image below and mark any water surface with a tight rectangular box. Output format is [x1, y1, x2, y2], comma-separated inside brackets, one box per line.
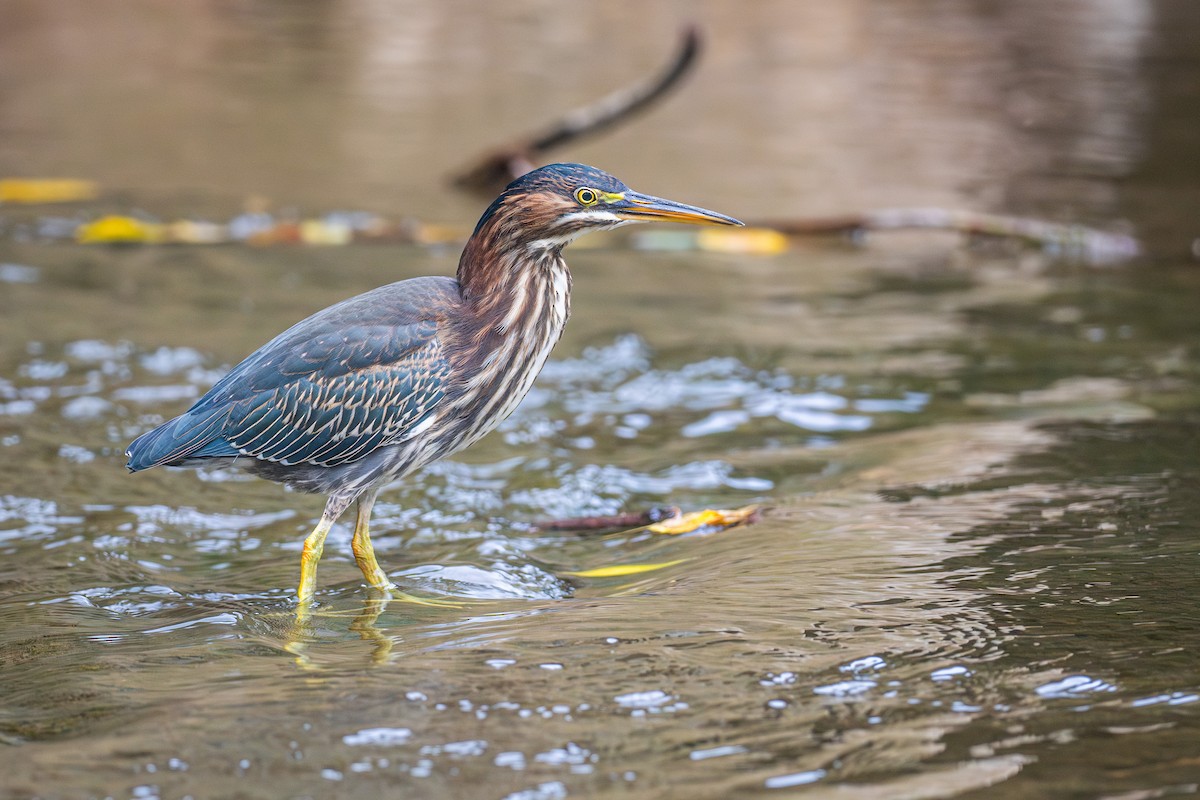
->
[2, 3, 1200, 799]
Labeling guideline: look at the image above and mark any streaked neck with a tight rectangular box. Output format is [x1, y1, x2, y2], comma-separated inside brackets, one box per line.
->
[447, 241, 573, 450]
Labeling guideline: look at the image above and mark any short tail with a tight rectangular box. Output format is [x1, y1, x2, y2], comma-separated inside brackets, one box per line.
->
[126, 407, 233, 472]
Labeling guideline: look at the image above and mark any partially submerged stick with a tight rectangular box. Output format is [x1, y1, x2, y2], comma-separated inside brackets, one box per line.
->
[758, 208, 1141, 264]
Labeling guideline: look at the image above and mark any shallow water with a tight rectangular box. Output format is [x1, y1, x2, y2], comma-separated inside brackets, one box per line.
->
[3, 3, 1200, 799]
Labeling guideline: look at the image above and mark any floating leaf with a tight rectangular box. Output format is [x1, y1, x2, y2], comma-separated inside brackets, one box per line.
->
[565, 559, 687, 578]
[300, 219, 353, 245]
[165, 220, 229, 244]
[0, 178, 98, 204]
[648, 505, 761, 535]
[77, 215, 163, 244]
[247, 222, 303, 246]
[697, 227, 789, 255]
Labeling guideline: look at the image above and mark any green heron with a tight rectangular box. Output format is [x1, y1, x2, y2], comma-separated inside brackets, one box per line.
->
[126, 163, 741, 603]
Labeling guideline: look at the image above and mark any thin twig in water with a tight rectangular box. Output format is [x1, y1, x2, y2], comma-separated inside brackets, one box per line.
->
[533, 506, 681, 534]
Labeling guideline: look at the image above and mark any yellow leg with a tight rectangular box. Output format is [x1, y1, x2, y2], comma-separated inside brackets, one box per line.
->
[297, 495, 353, 604]
[350, 490, 393, 591]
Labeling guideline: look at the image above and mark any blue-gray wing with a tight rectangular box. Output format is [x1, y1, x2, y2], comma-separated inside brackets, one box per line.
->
[127, 277, 457, 471]
[218, 324, 448, 466]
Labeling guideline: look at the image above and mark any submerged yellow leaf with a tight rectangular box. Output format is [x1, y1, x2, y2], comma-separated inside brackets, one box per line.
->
[565, 559, 687, 578]
[0, 178, 98, 204]
[648, 505, 761, 535]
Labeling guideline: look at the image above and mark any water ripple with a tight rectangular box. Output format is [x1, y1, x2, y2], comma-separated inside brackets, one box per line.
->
[507, 335, 928, 447]
[395, 563, 570, 600]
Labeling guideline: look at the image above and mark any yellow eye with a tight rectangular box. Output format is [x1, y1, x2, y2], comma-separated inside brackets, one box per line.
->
[574, 187, 598, 206]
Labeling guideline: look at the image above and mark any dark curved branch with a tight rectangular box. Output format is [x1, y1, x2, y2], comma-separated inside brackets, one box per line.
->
[452, 25, 703, 195]
[529, 24, 701, 153]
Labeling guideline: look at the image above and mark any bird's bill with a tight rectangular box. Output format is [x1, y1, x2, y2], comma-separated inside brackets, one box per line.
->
[615, 191, 743, 227]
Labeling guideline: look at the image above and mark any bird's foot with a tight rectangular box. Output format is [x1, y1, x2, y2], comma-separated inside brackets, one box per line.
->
[381, 586, 464, 609]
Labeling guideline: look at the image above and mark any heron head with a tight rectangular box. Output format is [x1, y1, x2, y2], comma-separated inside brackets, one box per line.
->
[475, 163, 743, 251]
